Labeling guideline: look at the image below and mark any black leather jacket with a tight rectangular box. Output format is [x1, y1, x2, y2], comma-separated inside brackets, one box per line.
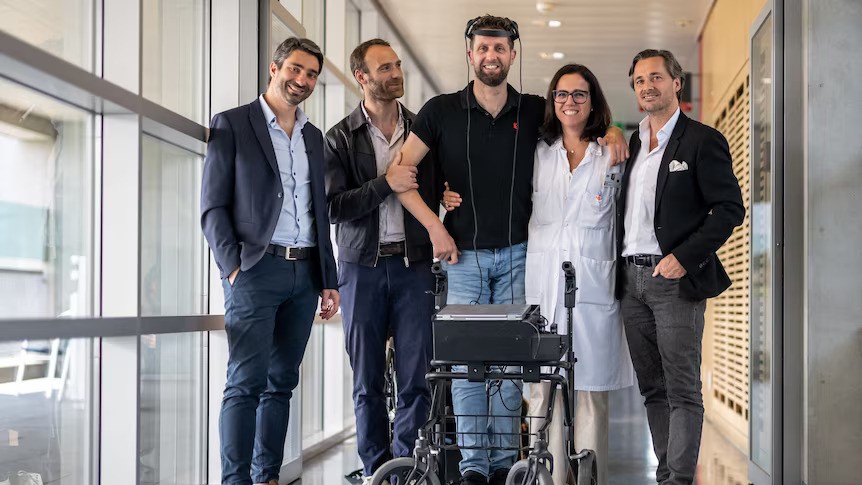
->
[324, 102, 443, 266]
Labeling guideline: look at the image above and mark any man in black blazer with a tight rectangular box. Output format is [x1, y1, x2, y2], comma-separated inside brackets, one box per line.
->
[200, 37, 339, 485]
[616, 49, 744, 485]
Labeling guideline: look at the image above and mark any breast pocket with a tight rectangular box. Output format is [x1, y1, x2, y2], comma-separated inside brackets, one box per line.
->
[579, 187, 615, 229]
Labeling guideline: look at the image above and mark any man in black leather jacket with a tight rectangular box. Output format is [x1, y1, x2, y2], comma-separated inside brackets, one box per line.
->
[323, 39, 443, 481]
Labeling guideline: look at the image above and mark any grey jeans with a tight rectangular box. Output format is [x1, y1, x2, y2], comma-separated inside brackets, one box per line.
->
[620, 263, 706, 485]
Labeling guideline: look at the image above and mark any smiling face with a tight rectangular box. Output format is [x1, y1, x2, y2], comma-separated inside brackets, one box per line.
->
[554, 73, 592, 134]
[268, 49, 320, 107]
[631, 56, 680, 116]
[468, 33, 515, 87]
[356, 44, 404, 102]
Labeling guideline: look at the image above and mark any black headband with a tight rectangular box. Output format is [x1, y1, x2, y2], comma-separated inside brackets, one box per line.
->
[464, 17, 520, 41]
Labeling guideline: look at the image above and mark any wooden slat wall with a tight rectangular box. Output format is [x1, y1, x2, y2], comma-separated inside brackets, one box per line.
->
[703, 70, 751, 451]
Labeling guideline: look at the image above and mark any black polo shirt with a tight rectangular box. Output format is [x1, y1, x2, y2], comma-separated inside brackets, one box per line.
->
[411, 81, 545, 249]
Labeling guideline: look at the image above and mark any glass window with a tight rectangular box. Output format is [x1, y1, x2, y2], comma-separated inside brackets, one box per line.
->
[0, 0, 94, 71]
[302, 0, 325, 48]
[139, 136, 205, 484]
[271, 14, 298, 58]
[749, 11, 773, 473]
[301, 324, 324, 443]
[344, 1, 361, 74]
[139, 332, 206, 485]
[142, 0, 207, 123]
[0, 79, 93, 320]
[140, 135, 204, 317]
[0, 338, 95, 485]
[278, 0, 302, 20]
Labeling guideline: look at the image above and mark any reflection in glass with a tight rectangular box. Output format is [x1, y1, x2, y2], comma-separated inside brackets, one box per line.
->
[301, 324, 324, 442]
[141, 135, 204, 317]
[0, 0, 94, 71]
[0, 338, 94, 485]
[345, 1, 361, 74]
[139, 138, 205, 484]
[749, 12, 773, 472]
[0, 79, 93, 320]
[139, 332, 205, 485]
[142, 0, 206, 123]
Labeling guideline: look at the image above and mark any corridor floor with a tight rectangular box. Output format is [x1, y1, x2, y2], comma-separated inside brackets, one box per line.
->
[295, 384, 748, 485]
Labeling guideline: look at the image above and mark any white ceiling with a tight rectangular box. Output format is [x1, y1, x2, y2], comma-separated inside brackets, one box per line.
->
[375, 0, 712, 125]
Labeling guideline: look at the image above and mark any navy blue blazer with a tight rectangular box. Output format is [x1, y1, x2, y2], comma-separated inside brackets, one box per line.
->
[201, 98, 337, 290]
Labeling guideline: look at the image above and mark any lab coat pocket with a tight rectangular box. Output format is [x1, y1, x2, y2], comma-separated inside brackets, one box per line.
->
[575, 256, 616, 306]
[579, 189, 614, 228]
[578, 226, 615, 262]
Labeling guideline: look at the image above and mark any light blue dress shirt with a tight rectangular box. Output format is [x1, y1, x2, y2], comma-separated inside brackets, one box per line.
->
[259, 95, 316, 248]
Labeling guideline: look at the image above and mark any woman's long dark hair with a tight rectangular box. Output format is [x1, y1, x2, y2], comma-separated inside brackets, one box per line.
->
[540, 64, 612, 143]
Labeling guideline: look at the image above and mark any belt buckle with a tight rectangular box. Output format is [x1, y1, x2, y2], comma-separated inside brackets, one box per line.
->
[284, 247, 299, 261]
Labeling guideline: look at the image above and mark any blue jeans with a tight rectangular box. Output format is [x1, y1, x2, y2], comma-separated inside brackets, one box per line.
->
[443, 242, 526, 478]
[340, 257, 434, 475]
[219, 254, 320, 485]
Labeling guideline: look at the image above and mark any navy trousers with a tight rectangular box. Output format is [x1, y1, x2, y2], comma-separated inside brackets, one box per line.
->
[340, 256, 435, 476]
[219, 254, 320, 485]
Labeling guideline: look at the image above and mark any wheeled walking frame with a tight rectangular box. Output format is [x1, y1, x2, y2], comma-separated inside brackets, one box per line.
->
[370, 262, 597, 485]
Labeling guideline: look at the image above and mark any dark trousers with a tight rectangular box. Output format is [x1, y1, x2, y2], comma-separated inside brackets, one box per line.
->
[219, 254, 320, 485]
[340, 257, 435, 476]
[620, 263, 706, 485]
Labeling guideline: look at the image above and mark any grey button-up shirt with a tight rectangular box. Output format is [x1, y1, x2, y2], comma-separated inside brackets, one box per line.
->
[260, 95, 317, 248]
[362, 102, 406, 243]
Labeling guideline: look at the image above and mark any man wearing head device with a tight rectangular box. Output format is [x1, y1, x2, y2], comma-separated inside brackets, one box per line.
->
[390, 14, 628, 485]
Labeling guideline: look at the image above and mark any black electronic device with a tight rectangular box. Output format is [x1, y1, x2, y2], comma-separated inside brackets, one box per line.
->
[464, 16, 520, 40]
[432, 304, 566, 364]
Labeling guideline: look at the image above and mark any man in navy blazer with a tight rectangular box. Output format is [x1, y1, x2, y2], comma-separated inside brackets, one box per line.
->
[201, 37, 339, 485]
[616, 50, 744, 485]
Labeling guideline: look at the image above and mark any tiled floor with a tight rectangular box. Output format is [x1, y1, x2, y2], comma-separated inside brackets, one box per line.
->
[295, 385, 748, 485]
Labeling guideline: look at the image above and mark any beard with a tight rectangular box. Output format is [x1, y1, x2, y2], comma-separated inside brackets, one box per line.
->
[640, 90, 673, 114]
[280, 79, 312, 106]
[473, 63, 510, 87]
[367, 77, 404, 102]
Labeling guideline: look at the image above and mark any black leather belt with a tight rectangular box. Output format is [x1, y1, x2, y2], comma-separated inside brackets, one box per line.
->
[378, 241, 405, 257]
[624, 254, 662, 267]
[266, 244, 312, 260]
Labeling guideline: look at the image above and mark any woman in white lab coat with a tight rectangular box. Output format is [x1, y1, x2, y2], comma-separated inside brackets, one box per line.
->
[524, 64, 635, 485]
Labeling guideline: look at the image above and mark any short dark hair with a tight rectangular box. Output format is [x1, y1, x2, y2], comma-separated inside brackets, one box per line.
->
[272, 37, 324, 72]
[349, 38, 391, 76]
[628, 49, 685, 99]
[540, 64, 612, 143]
[467, 15, 516, 49]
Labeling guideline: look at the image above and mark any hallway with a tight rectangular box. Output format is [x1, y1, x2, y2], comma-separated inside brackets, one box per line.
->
[297, 385, 747, 485]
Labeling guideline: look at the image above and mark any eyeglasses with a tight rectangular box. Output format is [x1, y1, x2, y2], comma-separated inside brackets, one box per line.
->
[552, 89, 589, 104]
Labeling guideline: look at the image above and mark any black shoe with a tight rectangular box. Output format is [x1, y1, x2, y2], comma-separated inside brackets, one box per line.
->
[460, 470, 488, 485]
[488, 468, 509, 485]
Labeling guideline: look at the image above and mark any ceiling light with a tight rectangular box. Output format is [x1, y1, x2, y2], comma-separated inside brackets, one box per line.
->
[539, 52, 566, 60]
[536, 2, 556, 14]
[547, 20, 562, 28]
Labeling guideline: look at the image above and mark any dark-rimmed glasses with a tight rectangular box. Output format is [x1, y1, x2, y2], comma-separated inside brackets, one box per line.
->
[552, 89, 589, 104]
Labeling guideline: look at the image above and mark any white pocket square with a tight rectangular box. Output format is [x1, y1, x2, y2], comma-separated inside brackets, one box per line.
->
[669, 160, 689, 172]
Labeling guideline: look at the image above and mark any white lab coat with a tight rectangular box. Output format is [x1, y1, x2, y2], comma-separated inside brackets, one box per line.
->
[525, 139, 634, 391]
